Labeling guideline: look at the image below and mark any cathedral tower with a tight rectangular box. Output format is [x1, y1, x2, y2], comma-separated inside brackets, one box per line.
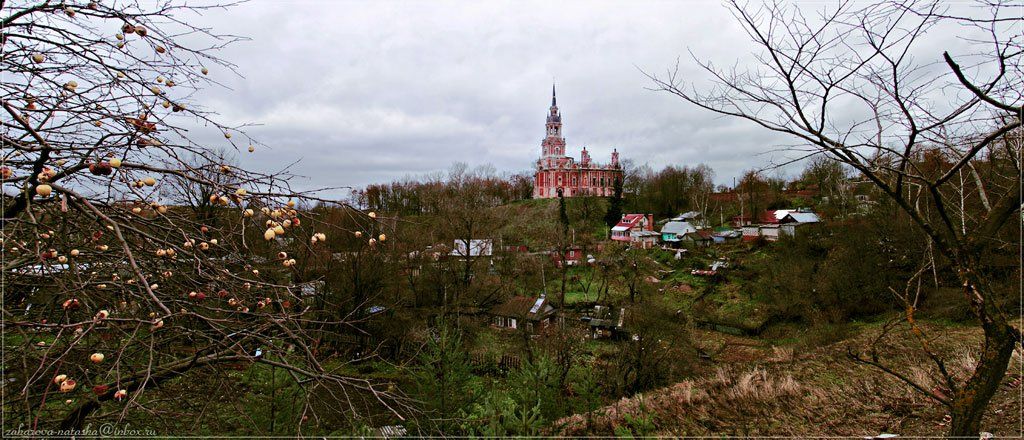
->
[542, 83, 565, 157]
[534, 84, 624, 199]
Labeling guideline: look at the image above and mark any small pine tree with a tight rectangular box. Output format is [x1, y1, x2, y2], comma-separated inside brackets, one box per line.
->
[557, 189, 570, 238]
[412, 321, 476, 434]
[569, 363, 603, 431]
[604, 178, 624, 228]
[466, 385, 543, 436]
[509, 355, 562, 424]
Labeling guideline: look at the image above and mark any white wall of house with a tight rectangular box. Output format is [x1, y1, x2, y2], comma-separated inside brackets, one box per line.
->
[781, 224, 797, 236]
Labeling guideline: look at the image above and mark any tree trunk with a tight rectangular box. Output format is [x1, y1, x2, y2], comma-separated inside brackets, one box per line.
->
[948, 322, 1015, 437]
[560, 258, 568, 307]
[948, 271, 1018, 437]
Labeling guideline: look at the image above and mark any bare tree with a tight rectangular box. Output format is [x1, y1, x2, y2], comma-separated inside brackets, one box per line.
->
[647, 0, 1021, 435]
[1, 1, 408, 434]
[160, 148, 240, 225]
[428, 164, 512, 308]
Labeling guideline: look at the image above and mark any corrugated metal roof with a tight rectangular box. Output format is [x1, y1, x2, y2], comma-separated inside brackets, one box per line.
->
[782, 212, 820, 223]
[684, 230, 714, 240]
[492, 296, 554, 320]
[661, 221, 696, 235]
[528, 297, 545, 314]
[774, 209, 794, 219]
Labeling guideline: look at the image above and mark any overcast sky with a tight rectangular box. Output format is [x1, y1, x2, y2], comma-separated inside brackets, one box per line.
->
[182, 0, 988, 196]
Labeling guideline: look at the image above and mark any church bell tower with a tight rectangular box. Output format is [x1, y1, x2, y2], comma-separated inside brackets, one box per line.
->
[542, 83, 565, 157]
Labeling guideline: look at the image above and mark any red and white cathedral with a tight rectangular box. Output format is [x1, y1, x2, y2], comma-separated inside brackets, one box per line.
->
[534, 85, 623, 199]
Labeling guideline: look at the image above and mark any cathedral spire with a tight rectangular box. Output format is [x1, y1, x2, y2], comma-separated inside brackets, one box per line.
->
[543, 82, 564, 157]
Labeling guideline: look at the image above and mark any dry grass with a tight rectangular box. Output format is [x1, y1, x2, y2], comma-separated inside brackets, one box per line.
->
[554, 323, 1023, 437]
[557, 365, 814, 436]
[769, 345, 795, 363]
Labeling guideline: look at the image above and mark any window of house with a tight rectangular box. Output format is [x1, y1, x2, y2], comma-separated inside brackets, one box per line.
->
[510, 318, 517, 329]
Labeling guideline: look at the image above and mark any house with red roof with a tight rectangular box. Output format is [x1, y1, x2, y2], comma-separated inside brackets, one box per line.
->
[760, 209, 796, 224]
[551, 246, 585, 268]
[610, 214, 656, 247]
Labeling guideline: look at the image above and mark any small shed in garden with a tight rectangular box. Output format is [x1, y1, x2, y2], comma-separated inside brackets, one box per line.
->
[680, 230, 714, 247]
[584, 305, 629, 339]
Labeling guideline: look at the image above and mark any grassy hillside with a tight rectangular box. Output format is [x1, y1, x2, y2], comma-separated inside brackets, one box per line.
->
[555, 322, 1023, 437]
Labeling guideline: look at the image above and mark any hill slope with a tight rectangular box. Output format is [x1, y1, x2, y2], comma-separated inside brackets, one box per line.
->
[555, 323, 1022, 437]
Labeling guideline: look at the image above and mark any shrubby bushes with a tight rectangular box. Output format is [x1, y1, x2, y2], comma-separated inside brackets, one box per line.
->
[409, 300, 697, 436]
[748, 205, 1009, 337]
[754, 217, 916, 327]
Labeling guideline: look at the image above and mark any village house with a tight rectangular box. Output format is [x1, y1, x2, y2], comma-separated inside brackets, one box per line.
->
[760, 209, 796, 224]
[675, 211, 705, 228]
[680, 230, 714, 247]
[503, 244, 529, 253]
[731, 214, 754, 227]
[659, 220, 698, 246]
[451, 239, 493, 258]
[779, 212, 821, 237]
[551, 247, 585, 267]
[780, 211, 821, 224]
[611, 214, 656, 248]
[742, 209, 821, 241]
[490, 296, 556, 333]
[741, 224, 762, 242]
[632, 230, 660, 249]
[759, 224, 782, 241]
[713, 227, 742, 243]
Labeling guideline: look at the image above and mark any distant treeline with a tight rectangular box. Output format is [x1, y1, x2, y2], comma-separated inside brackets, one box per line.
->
[354, 164, 534, 215]
[353, 158, 859, 224]
[620, 162, 716, 219]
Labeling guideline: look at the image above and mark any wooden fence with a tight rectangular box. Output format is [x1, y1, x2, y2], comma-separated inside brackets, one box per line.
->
[470, 352, 521, 371]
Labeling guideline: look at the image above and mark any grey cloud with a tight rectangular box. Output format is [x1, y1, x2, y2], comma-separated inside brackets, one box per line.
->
[173, 0, 992, 198]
